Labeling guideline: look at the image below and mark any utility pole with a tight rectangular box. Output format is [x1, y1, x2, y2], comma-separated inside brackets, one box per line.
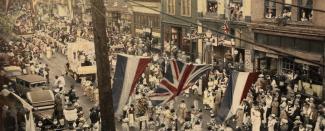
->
[91, 0, 116, 130]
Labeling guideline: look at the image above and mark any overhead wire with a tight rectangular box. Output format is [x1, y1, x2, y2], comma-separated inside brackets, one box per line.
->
[89, 0, 324, 67]
[127, 0, 324, 67]
[268, 0, 325, 13]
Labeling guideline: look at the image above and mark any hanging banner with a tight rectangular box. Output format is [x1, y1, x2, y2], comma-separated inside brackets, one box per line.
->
[244, 49, 253, 72]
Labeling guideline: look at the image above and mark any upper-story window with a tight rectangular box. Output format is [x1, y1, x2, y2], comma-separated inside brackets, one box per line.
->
[282, 0, 292, 19]
[299, 0, 313, 22]
[167, 0, 176, 15]
[265, 0, 276, 18]
[207, 0, 218, 13]
[229, 1, 243, 21]
[181, 0, 191, 16]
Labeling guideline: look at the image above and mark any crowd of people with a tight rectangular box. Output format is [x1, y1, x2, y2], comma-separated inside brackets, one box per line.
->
[1, 2, 325, 131]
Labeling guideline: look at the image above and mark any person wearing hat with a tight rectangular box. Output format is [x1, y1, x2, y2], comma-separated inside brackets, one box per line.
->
[293, 116, 302, 130]
[301, 102, 310, 124]
[271, 97, 279, 117]
[128, 104, 137, 127]
[177, 100, 187, 124]
[235, 105, 245, 129]
[308, 103, 318, 128]
[54, 91, 64, 119]
[265, 92, 273, 118]
[158, 123, 166, 131]
[268, 114, 277, 131]
[306, 124, 313, 131]
[121, 118, 129, 131]
[280, 119, 289, 131]
[147, 117, 156, 131]
[251, 106, 262, 131]
[313, 106, 325, 131]
[192, 120, 202, 131]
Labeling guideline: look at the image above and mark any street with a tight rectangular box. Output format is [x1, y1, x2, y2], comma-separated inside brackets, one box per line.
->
[41, 51, 213, 131]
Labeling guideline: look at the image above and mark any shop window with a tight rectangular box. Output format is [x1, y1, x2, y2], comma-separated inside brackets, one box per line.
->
[265, 0, 276, 19]
[299, 0, 313, 22]
[282, 58, 295, 72]
[207, 0, 218, 13]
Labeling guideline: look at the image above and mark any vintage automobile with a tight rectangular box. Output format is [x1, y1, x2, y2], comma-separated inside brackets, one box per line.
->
[0, 66, 22, 90]
[15, 75, 49, 96]
[27, 89, 55, 128]
[2, 66, 22, 81]
[15, 74, 55, 128]
[66, 38, 97, 82]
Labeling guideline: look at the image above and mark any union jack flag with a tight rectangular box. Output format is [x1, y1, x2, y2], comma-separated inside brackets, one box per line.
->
[150, 59, 212, 105]
[222, 20, 230, 34]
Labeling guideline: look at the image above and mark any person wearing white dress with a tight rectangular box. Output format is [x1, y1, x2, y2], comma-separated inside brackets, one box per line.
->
[121, 118, 129, 131]
[127, 104, 136, 127]
[46, 45, 52, 59]
[268, 114, 277, 131]
[251, 106, 261, 131]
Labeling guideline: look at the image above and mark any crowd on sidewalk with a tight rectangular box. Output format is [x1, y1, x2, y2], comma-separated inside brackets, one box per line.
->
[1, 3, 325, 130]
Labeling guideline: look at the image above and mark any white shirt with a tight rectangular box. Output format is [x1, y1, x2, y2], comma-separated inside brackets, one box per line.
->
[58, 76, 65, 88]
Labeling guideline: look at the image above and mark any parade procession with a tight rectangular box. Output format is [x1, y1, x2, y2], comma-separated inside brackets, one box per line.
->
[1, 0, 325, 131]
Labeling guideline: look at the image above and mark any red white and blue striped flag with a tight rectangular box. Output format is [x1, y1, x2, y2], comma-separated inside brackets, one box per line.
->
[216, 71, 259, 122]
[112, 54, 151, 116]
[150, 59, 212, 105]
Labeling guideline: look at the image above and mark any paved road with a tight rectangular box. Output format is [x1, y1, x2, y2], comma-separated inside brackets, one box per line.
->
[41, 53, 213, 131]
[40, 54, 95, 121]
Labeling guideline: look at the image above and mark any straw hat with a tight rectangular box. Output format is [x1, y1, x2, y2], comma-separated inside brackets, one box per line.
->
[258, 74, 264, 78]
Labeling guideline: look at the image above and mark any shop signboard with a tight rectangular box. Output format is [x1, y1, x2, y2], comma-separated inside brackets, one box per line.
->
[244, 49, 253, 72]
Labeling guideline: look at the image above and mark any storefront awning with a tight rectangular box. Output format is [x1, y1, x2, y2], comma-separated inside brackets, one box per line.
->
[294, 59, 319, 67]
[266, 53, 278, 59]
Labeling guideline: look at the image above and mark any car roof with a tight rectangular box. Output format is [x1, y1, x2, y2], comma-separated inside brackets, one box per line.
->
[27, 89, 54, 104]
[16, 75, 46, 83]
[3, 66, 21, 72]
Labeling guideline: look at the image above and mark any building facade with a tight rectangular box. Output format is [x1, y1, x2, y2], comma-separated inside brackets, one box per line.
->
[161, 0, 198, 60]
[129, 0, 161, 47]
[196, 0, 325, 98]
[105, 0, 132, 33]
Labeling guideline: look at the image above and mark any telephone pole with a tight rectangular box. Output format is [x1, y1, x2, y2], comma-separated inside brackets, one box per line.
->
[91, 0, 116, 130]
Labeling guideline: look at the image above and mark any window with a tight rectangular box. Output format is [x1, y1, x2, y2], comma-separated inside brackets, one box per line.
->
[255, 33, 268, 45]
[282, 0, 292, 19]
[268, 35, 281, 47]
[281, 36, 294, 48]
[229, 1, 243, 20]
[167, 0, 175, 15]
[282, 58, 295, 72]
[265, 0, 276, 18]
[181, 0, 191, 16]
[207, 0, 218, 13]
[299, 0, 313, 22]
[295, 39, 310, 52]
[309, 40, 323, 54]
